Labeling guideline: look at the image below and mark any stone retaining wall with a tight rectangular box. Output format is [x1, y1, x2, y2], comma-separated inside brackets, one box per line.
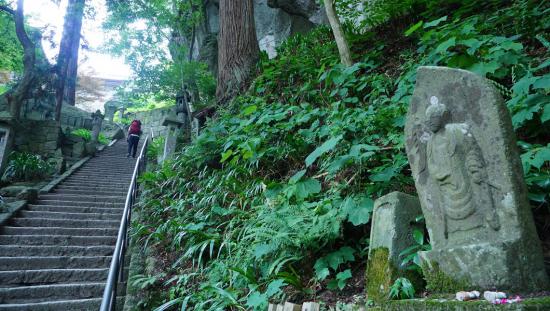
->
[127, 106, 177, 138]
[13, 120, 61, 158]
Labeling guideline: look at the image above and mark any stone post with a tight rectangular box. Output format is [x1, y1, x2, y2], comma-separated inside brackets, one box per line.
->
[90, 110, 104, 143]
[104, 101, 118, 122]
[117, 107, 125, 121]
[161, 117, 185, 162]
[366, 192, 423, 303]
[404, 66, 549, 292]
[0, 122, 13, 175]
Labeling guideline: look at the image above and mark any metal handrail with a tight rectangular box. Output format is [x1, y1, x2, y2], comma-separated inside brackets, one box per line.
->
[100, 133, 152, 311]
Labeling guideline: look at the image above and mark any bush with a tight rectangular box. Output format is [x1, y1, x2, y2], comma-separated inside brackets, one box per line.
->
[71, 128, 109, 145]
[1, 152, 53, 182]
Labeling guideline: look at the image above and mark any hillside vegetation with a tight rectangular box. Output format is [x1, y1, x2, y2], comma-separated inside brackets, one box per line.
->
[133, 1, 550, 309]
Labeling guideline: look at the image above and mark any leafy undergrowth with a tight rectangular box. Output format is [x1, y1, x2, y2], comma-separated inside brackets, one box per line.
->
[133, 1, 550, 310]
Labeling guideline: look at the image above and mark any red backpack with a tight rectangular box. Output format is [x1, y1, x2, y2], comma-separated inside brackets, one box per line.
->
[129, 120, 142, 135]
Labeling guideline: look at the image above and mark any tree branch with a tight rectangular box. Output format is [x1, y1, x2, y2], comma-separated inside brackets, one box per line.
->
[0, 5, 15, 15]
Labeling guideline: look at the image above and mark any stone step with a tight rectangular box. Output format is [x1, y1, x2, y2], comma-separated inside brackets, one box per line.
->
[52, 189, 127, 196]
[35, 200, 124, 208]
[76, 168, 133, 173]
[0, 268, 109, 285]
[27, 204, 123, 214]
[55, 184, 128, 191]
[0, 256, 111, 271]
[0, 282, 126, 304]
[0, 245, 113, 257]
[1, 226, 118, 236]
[57, 182, 129, 189]
[19, 210, 122, 221]
[10, 217, 119, 228]
[0, 235, 116, 246]
[38, 194, 126, 203]
[70, 171, 133, 177]
[0, 296, 125, 311]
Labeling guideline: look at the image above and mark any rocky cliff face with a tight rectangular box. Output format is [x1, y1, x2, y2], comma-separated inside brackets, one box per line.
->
[191, 0, 327, 74]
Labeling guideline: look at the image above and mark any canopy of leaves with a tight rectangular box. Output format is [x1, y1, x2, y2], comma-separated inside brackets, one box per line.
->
[0, 12, 23, 72]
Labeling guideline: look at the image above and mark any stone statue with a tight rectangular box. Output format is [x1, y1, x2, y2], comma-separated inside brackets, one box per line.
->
[422, 96, 499, 242]
[91, 110, 104, 143]
[405, 66, 548, 291]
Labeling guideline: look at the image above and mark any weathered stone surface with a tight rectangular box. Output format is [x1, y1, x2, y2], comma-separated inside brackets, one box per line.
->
[404, 66, 548, 291]
[90, 110, 104, 143]
[267, 0, 327, 24]
[301, 302, 320, 311]
[283, 302, 301, 311]
[366, 192, 423, 303]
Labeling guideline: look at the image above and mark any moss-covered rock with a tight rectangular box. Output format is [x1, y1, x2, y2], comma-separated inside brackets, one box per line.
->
[366, 247, 394, 303]
[371, 297, 550, 311]
[421, 261, 472, 294]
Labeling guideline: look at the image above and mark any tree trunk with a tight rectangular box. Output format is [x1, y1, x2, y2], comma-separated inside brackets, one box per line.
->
[65, 12, 83, 106]
[323, 0, 352, 67]
[55, 0, 85, 121]
[0, 0, 36, 121]
[215, 0, 259, 104]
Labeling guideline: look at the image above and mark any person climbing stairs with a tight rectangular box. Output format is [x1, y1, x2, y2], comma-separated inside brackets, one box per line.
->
[0, 140, 135, 310]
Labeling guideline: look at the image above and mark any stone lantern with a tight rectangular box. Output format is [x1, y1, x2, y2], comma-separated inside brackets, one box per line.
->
[104, 101, 119, 122]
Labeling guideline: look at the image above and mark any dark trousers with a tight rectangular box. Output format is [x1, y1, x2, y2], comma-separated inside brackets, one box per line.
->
[127, 135, 140, 157]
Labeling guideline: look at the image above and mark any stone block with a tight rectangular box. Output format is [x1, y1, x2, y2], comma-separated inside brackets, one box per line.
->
[16, 188, 38, 203]
[283, 302, 301, 311]
[404, 66, 548, 291]
[366, 192, 423, 303]
[301, 302, 320, 311]
[72, 142, 85, 158]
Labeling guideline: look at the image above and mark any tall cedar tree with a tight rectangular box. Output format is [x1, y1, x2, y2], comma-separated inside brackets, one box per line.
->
[0, 0, 36, 120]
[55, 0, 85, 121]
[216, 0, 259, 104]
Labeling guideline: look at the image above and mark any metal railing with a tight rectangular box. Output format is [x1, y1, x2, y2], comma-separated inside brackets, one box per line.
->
[100, 133, 152, 311]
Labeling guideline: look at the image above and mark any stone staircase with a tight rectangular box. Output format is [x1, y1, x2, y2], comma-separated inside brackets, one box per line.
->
[0, 140, 135, 310]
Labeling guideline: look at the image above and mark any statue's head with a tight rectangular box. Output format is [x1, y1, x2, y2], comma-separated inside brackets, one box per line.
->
[425, 96, 449, 132]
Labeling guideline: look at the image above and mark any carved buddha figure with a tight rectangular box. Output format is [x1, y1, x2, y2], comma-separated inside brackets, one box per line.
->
[425, 96, 499, 241]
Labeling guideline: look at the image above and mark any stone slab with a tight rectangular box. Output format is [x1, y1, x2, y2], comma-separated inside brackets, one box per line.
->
[366, 191, 423, 303]
[404, 66, 548, 291]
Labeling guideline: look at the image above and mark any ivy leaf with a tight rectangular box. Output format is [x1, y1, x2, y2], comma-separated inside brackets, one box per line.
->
[220, 149, 233, 163]
[305, 135, 343, 167]
[532, 146, 550, 170]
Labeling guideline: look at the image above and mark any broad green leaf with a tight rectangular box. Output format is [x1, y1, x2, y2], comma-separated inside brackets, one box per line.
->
[295, 178, 321, 200]
[289, 169, 306, 184]
[253, 243, 273, 259]
[220, 149, 233, 163]
[246, 291, 267, 308]
[370, 167, 397, 182]
[424, 16, 447, 28]
[305, 135, 343, 167]
[532, 146, 550, 169]
[243, 105, 257, 116]
[343, 196, 374, 226]
[542, 103, 550, 123]
[533, 76, 550, 90]
[266, 279, 286, 297]
[404, 21, 423, 36]
[412, 229, 424, 245]
[436, 37, 456, 54]
[336, 269, 352, 290]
